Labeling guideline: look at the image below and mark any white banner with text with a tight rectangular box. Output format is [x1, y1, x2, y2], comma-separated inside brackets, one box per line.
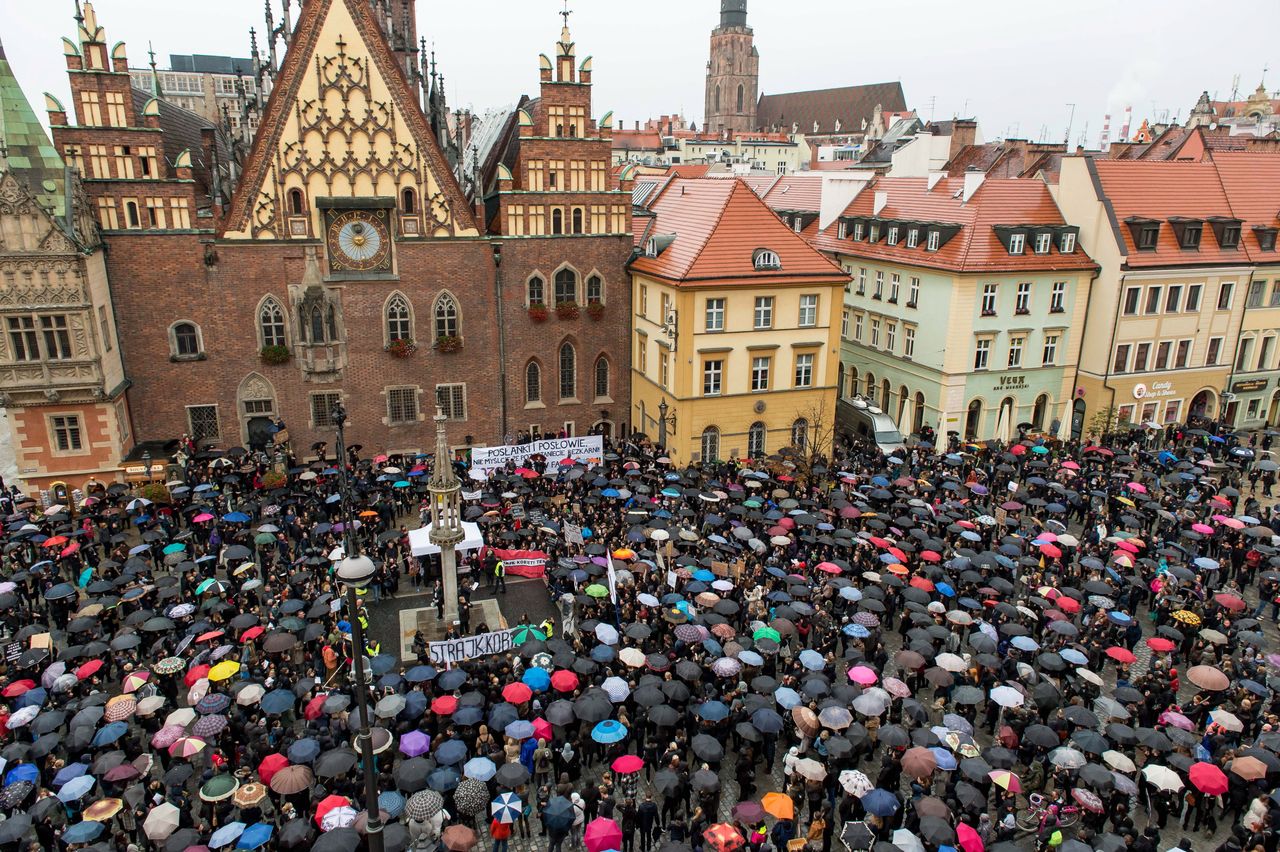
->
[470, 435, 604, 471]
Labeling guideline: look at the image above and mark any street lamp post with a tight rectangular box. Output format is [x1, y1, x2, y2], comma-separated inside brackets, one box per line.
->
[142, 450, 152, 484]
[330, 403, 385, 852]
[656, 400, 676, 451]
[427, 393, 464, 627]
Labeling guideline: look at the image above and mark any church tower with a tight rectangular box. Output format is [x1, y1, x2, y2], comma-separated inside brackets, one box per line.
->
[703, 0, 758, 135]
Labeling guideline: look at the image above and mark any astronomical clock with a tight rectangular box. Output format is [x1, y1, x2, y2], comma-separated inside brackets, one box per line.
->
[324, 207, 393, 274]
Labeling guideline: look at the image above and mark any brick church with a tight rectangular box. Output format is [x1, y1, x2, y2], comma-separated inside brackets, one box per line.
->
[4, 0, 632, 491]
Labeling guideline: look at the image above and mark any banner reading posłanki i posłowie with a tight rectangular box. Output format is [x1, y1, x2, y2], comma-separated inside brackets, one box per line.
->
[469, 435, 604, 471]
[428, 628, 515, 666]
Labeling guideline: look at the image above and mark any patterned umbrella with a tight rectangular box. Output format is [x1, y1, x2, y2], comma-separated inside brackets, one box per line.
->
[196, 693, 232, 715]
[82, 797, 123, 822]
[442, 824, 478, 852]
[702, 823, 744, 852]
[852, 612, 880, 628]
[122, 671, 151, 693]
[491, 792, 522, 824]
[234, 783, 268, 808]
[193, 714, 228, 739]
[150, 725, 186, 750]
[453, 778, 489, 815]
[169, 737, 208, 759]
[838, 770, 873, 797]
[405, 790, 444, 821]
[104, 696, 136, 722]
[711, 657, 741, 677]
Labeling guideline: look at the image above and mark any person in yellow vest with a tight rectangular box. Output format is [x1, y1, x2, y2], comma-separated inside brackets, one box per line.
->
[540, 617, 555, 639]
[366, 638, 381, 658]
[494, 559, 507, 594]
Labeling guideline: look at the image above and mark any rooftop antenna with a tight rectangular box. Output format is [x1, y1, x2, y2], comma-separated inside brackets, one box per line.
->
[560, 0, 572, 29]
[1063, 103, 1076, 145]
[1230, 74, 1241, 102]
[147, 41, 160, 98]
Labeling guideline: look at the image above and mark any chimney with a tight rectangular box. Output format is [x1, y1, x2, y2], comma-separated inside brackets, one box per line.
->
[926, 171, 946, 191]
[962, 167, 984, 203]
[1099, 114, 1112, 151]
[1120, 106, 1132, 143]
[635, 121, 640, 131]
[949, 119, 978, 160]
[873, 190, 888, 216]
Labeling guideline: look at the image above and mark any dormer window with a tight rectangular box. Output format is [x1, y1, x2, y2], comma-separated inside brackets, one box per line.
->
[1008, 233, 1025, 255]
[645, 237, 658, 257]
[837, 222, 847, 240]
[1207, 217, 1243, 249]
[1060, 232, 1077, 253]
[1255, 227, 1278, 252]
[906, 229, 919, 248]
[887, 226, 899, 246]
[853, 222, 865, 241]
[753, 249, 781, 270]
[1034, 232, 1052, 254]
[1126, 218, 1161, 251]
[926, 230, 939, 251]
[1168, 217, 1203, 250]
[793, 217, 802, 233]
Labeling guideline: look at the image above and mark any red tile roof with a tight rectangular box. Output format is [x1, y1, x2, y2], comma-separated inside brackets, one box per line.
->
[629, 179, 845, 286]
[761, 174, 825, 213]
[1211, 152, 1280, 255]
[664, 164, 711, 179]
[1089, 159, 1249, 267]
[804, 176, 1095, 273]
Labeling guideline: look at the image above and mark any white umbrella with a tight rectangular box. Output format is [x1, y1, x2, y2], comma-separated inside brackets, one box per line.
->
[649, 529, 670, 542]
[143, 803, 181, 840]
[165, 708, 196, 727]
[321, 806, 359, 831]
[1210, 709, 1243, 732]
[1102, 750, 1136, 773]
[1074, 668, 1104, 687]
[989, 686, 1023, 708]
[601, 677, 630, 703]
[934, 653, 967, 672]
[1048, 747, 1086, 769]
[839, 769, 873, 797]
[1141, 764, 1184, 791]
[891, 829, 926, 852]
[618, 648, 645, 668]
[794, 758, 827, 781]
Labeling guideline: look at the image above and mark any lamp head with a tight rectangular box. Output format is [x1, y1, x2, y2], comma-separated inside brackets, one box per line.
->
[336, 553, 377, 587]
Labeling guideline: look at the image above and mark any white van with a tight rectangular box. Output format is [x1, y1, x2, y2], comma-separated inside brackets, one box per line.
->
[847, 397, 906, 456]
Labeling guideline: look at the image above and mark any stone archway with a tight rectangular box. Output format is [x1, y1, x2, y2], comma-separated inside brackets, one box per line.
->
[237, 372, 279, 452]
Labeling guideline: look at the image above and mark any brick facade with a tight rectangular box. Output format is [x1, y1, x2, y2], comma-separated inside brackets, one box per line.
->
[703, 2, 759, 134]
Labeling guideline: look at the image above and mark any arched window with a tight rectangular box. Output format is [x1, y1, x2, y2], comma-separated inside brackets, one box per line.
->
[326, 305, 337, 342]
[865, 372, 875, 403]
[401, 187, 416, 213]
[748, 421, 766, 457]
[258, 298, 286, 348]
[385, 294, 412, 342]
[882, 379, 891, 411]
[525, 361, 542, 404]
[586, 275, 604, 305]
[965, 399, 983, 440]
[433, 292, 459, 341]
[571, 208, 584, 234]
[847, 366, 858, 399]
[594, 356, 610, 399]
[791, 418, 808, 451]
[125, 200, 140, 228]
[288, 189, 305, 215]
[701, 426, 720, 462]
[171, 321, 201, 357]
[714, 85, 721, 113]
[527, 275, 545, 306]
[554, 268, 578, 305]
[914, 392, 926, 435]
[551, 208, 564, 235]
[898, 385, 909, 422]
[1031, 394, 1049, 432]
[307, 306, 326, 343]
[737, 84, 744, 113]
[558, 342, 576, 400]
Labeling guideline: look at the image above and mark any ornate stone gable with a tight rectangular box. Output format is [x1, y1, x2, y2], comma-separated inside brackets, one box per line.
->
[221, 0, 477, 240]
[0, 170, 88, 255]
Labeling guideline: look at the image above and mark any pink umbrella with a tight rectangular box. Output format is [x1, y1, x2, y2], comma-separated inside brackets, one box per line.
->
[1191, 523, 1214, 535]
[584, 818, 622, 852]
[847, 666, 878, 685]
[150, 724, 186, 749]
[1160, 710, 1195, 730]
[531, 718, 554, 742]
[193, 513, 215, 523]
[956, 822, 984, 852]
[883, 677, 912, 699]
[611, 755, 644, 774]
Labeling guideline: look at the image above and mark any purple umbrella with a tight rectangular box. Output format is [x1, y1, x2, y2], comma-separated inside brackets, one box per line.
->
[400, 731, 431, 757]
[192, 714, 228, 739]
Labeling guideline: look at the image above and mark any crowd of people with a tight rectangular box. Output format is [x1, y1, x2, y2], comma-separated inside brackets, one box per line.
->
[0, 419, 1278, 852]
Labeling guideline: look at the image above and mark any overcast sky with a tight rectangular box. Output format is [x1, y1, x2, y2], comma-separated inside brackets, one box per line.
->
[6, 0, 1278, 147]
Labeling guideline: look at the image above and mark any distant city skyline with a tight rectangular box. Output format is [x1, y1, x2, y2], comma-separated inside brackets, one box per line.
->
[5, 0, 1278, 147]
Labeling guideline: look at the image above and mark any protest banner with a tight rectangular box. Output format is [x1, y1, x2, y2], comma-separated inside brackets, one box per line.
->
[563, 521, 584, 546]
[470, 435, 604, 471]
[491, 547, 548, 579]
[428, 629, 515, 666]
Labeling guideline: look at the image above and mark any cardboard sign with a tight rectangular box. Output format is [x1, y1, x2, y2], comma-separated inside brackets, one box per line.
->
[564, 522, 585, 546]
[711, 561, 730, 577]
[428, 629, 515, 666]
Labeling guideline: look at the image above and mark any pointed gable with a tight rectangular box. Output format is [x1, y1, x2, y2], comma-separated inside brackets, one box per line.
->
[222, 0, 475, 239]
[0, 45, 68, 219]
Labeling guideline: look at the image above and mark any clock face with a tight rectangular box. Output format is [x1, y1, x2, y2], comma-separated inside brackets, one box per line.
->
[325, 209, 392, 272]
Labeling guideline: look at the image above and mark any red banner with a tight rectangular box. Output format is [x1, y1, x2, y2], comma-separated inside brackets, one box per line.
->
[492, 548, 548, 579]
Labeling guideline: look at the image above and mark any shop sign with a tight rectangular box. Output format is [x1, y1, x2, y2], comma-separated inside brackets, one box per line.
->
[1231, 378, 1269, 393]
[1133, 381, 1174, 400]
[994, 375, 1027, 391]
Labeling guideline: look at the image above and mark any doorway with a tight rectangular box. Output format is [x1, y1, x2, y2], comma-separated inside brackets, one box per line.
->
[1190, 389, 1216, 419]
[965, 399, 982, 440]
[1071, 398, 1086, 441]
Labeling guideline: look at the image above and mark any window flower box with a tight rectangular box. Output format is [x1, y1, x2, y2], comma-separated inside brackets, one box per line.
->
[385, 338, 418, 358]
[555, 302, 580, 320]
[528, 302, 549, 323]
[260, 344, 291, 365]
[434, 335, 462, 354]
[586, 302, 605, 320]
[261, 471, 287, 491]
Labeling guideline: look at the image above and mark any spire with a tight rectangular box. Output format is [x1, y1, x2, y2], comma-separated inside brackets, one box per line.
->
[147, 41, 160, 97]
[720, 0, 747, 28]
[73, 0, 84, 28]
[559, 0, 572, 44]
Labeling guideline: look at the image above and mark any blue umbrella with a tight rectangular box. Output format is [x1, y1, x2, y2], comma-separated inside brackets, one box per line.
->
[487, 703, 519, 730]
[91, 721, 128, 747]
[693, 569, 715, 582]
[15, 688, 46, 710]
[592, 720, 628, 743]
[435, 740, 468, 766]
[452, 706, 483, 727]
[1059, 648, 1088, 666]
[404, 691, 428, 717]
[694, 701, 729, 722]
[260, 689, 295, 714]
[438, 669, 467, 691]
[1010, 636, 1039, 652]
[738, 650, 765, 666]
[405, 665, 437, 683]
[209, 821, 246, 849]
[774, 687, 801, 709]
[928, 747, 958, 771]
[62, 821, 105, 844]
[4, 765, 38, 785]
[590, 645, 616, 663]
[236, 822, 274, 850]
[491, 791, 522, 824]
[464, 757, 496, 781]
[505, 720, 535, 740]
[287, 738, 321, 764]
[56, 774, 95, 802]
[222, 512, 250, 523]
[53, 762, 88, 787]
[426, 766, 460, 792]
[750, 708, 784, 734]
[861, 789, 901, 817]
[521, 668, 550, 691]
[935, 582, 956, 598]
[798, 650, 825, 671]
[842, 623, 870, 638]
[379, 790, 406, 818]
[543, 796, 575, 830]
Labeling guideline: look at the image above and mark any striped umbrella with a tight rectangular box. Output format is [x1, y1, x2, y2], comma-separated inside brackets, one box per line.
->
[122, 671, 151, 693]
[490, 792, 522, 824]
[168, 736, 207, 759]
[104, 696, 136, 722]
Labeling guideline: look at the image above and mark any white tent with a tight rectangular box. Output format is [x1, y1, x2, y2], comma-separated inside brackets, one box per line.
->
[408, 521, 485, 557]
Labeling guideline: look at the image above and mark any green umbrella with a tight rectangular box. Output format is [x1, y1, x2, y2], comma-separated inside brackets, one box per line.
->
[198, 774, 239, 802]
[743, 499, 762, 508]
[753, 627, 781, 643]
[162, 543, 186, 555]
[511, 625, 547, 646]
[585, 584, 609, 598]
[254, 533, 275, 546]
[195, 578, 224, 595]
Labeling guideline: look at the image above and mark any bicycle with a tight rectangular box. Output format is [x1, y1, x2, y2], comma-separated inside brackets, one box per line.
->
[1016, 793, 1081, 833]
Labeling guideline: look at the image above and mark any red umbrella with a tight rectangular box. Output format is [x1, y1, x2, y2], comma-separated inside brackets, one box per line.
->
[304, 694, 329, 721]
[315, 794, 354, 827]
[1146, 637, 1176, 652]
[909, 576, 935, 592]
[702, 823, 745, 852]
[258, 753, 289, 785]
[1188, 762, 1228, 795]
[611, 755, 644, 774]
[196, 630, 224, 643]
[550, 670, 579, 692]
[2, 680, 35, 697]
[75, 660, 104, 680]
[1056, 596, 1080, 613]
[1105, 647, 1136, 664]
[184, 665, 210, 687]
[1213, 593, 1246, 612]
[240, 626, 265, 642]
[431, 696, 458, 715]
[502, 683, 533, 704]
[584, 818, 622, 852]
[1039, 543, 1062, 559]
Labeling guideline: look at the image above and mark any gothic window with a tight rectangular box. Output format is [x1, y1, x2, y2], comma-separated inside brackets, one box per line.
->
[527, 275, 545, 306]
[287, 189, 305, 215]
[554, 269, 578, 305]
[701, 427, 720, 462]
[571, 207, 584, 234]
[715, 85, 720, 113]
[385, 294, 412, 342]
[737, 84, 744, 113]
[258, 297, 286, 348]
[586, 275, 604, 305]
[401, 187, 416, 214]
[433, 292, 459, 341]
[594, 356, 609, 399]
[559, 342, 576, 400]
[551, 208, 564, 235]
[169, 321, 202, 358]
[748, 421, 766, 457]
[526, 361, 542, 404]
[308, 306, 325, 343]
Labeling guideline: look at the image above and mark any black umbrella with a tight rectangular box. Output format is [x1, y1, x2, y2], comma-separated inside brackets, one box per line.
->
[691, 734, 723, 762]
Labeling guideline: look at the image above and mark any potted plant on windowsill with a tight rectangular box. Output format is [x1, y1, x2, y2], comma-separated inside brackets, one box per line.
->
[555, 301, 580, 320]
[434, 335, 462, 353]
[528, 302, 549, 323]
[385, 338, 417, 358]
[586, 301, 605, 320]
[260, 344, 291, 365]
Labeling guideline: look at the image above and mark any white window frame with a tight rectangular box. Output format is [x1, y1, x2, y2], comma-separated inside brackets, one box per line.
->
[753, 296, 774, 329]
[704, 297, 725, 332]
[798, 294, 818, 327]
[794, 353, 814, 388]
[1008, 233, 1025, 255]
[702, 359, 723, 396]
[974, 338, 992, 370]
